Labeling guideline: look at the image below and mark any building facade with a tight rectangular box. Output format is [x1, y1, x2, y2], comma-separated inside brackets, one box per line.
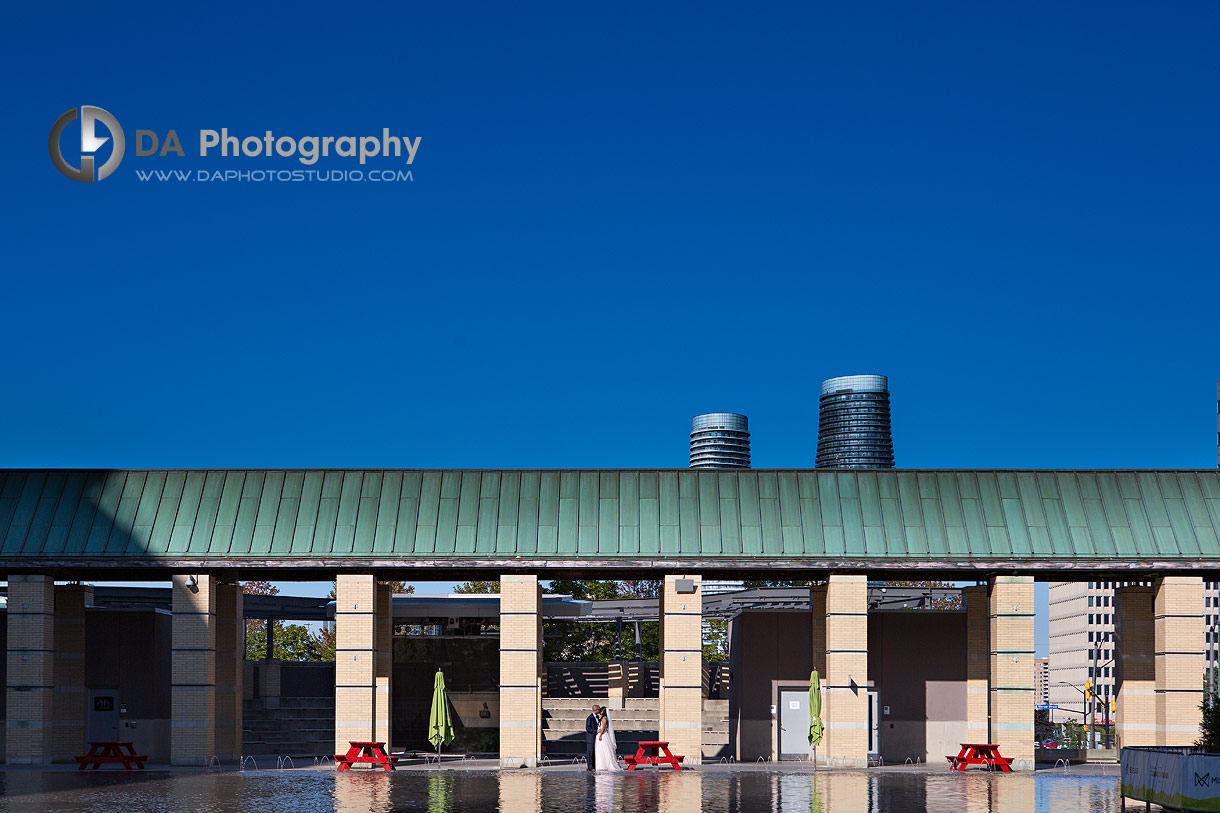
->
[815, 374, 895, 469]
[1, 468, 1217, 770]
[1050, 579, 1220, 724]
[1035, 657, 1050, 706]
[689, 413, 751, 469]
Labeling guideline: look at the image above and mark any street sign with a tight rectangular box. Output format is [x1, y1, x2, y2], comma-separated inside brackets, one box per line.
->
[1035, 704, 1059, 710]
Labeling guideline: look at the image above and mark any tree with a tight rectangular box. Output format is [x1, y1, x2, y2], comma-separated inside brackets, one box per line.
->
[1061, 719, 1086, 749]
[619, 580, 661, 598]
[313, 625, 336, 662]
[242, 581, 279, 660]
[1034, 709, 1055, 744]
[453, 580, 500, 594]
[1197, 692, 1220, 753]
[703, 618, 729, 661]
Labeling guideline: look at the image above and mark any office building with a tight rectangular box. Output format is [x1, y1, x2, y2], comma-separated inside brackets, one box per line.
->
[815, 374, 895, 468]
[1036, 658, 1050, 706]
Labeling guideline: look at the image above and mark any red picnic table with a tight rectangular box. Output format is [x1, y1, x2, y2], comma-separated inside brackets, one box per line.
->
[624, 740, 685, 771]
[75, 741, 148, 771]
[946, 743, 1013, 772]
[335, 741, 398, 771]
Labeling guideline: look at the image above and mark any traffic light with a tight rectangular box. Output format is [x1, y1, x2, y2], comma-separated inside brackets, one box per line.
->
[1085, 680, 1093, 701]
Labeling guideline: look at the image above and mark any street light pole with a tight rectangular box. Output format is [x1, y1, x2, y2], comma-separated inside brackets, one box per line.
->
[1093, 644, 1102, 742]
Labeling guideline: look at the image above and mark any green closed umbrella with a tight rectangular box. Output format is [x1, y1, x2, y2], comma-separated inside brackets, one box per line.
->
[808, 670, 824, 751]
[428, 669, 455, 755]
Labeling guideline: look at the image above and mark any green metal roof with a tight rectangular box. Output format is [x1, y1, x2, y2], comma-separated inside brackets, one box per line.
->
[1, 470, 1219, 572]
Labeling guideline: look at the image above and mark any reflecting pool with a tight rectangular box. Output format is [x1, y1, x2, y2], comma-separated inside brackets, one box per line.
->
[0, 767, 1124, 813]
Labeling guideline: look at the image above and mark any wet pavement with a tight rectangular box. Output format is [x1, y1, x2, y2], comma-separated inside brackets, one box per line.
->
[0, 763, 1128, 812]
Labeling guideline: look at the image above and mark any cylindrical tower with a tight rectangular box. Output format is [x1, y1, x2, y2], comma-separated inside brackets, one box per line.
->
[689, 413, 751, 469]
[815, 374, 894, 469]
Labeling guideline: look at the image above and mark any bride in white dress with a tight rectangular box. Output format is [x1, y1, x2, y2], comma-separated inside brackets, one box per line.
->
[594, 708, 620, 771]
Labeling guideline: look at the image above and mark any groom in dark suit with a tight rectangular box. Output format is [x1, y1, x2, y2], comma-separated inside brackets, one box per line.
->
[584, 704, 600, 770]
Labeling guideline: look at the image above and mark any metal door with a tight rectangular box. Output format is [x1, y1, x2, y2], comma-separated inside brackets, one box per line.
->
[867, 690, 880, 755]
[88, 690, 120, 742]
[779, 688, 812, 760]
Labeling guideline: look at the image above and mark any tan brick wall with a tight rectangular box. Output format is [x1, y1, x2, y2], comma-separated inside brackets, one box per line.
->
[1116, 586, 1155, 747]
[51, 584, 91, 762]
[171, 575, 243, 765]
[659, 574, 703, 765]
[963, 585, 990, 745]
[989, 576, 1035, 771]
[824, 574, 868, 767]
[499, 575, 542, 767]
[1155, 576, 1203, 746]
[6, 575, 54, 765]
[497, 772, 542, 812]
[334, 574, 377, 755]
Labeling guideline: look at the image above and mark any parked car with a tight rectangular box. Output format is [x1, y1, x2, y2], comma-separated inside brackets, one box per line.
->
[1040, 740, 1060, 749]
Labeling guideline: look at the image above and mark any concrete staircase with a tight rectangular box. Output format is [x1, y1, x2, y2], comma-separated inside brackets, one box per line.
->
[542, 698, 729, 760]
[243, 697, 335, 756]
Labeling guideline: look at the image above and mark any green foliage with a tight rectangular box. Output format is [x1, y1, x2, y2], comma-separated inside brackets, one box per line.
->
[1034, 709, 1055, 743]
[543, 620, 660, 663]
[245, 621, 328, 661]
[1061, 720, 1086, 749]
[453, 580, 500, 594]
[1197, 692, 1220, 753]
[702, 618, 728, 661]
[548, 580, 621, 600]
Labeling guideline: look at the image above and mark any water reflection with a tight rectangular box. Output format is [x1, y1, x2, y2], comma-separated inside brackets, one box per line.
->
[0, 768, 1122, 813]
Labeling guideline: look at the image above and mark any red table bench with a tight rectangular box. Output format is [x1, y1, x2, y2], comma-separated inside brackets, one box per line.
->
[335, 741, 398, 771]
[946, 742, 1013, 772]
[624, 740, 685, 771]
[75, 741, 148, 771]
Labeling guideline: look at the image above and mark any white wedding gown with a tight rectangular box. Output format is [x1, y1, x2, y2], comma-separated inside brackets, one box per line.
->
[594, 713, 621, 771]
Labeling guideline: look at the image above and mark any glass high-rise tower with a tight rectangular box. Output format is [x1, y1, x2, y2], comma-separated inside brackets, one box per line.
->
[689, 412, 751, 469]
[815, 374, 895, 469]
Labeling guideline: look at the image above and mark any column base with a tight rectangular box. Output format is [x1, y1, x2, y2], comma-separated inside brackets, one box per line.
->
[500, 756, 538, 768]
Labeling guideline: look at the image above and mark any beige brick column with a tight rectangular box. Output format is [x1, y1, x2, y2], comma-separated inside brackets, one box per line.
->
[172, 574, 217, 765]
[375, 581, 393, 750]
[335, 574, 377, 755]
[52, 584, 92, 762]
[963, 585, 990, 744]
[497, 772, 542, 813]
[658, 768, 701, 813]
[6, 575, 55, 764]
[824, 574, 868, 768]
[261, 659, 282, 704]
[214, 581, 243, 761]
[1116, 585, 1156, 748]
[659, 574, 703, 765]
[607, 660, 626, 710]
[988, 576, 1035, 771]
[499, 574, 542, 767]
[1154, 576, 1204, 746]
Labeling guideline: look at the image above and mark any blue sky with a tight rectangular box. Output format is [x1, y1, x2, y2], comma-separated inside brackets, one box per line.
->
[4, 2, 1219, 657]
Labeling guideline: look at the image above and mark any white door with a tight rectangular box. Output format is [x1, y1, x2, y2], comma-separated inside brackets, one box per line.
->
[88, 690, 120, 742]
[779, 689, 812, 760]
